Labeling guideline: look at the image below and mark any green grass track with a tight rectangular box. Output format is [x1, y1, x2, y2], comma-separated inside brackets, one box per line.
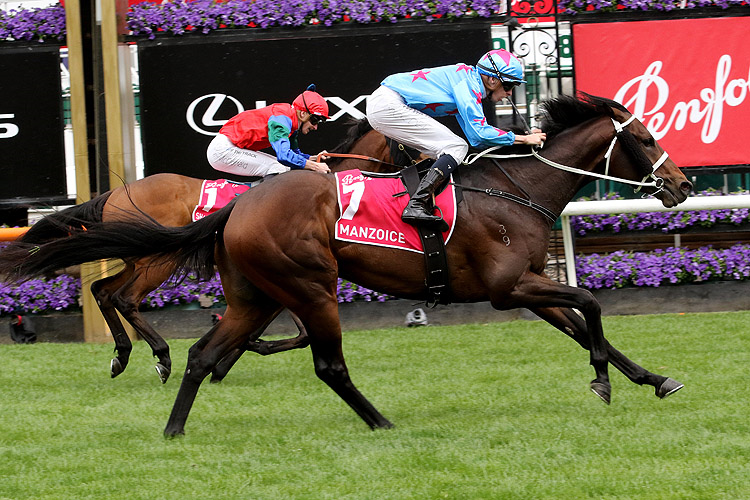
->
[1, 311, 748, 499]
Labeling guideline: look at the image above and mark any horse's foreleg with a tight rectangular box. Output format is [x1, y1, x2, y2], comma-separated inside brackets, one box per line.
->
[164, 303, 283, 437]
[90, 271, 134, 379]
[210, 311, 309, 383]
[531, 306, 683, 398]
[246, 311, 310, 355]
[111, 260, 175, 383]
[209, 348, 243, 384]
[506, 272, 611, 403]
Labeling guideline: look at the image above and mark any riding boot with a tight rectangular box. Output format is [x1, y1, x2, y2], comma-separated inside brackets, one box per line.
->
[401, 167, 447, 227]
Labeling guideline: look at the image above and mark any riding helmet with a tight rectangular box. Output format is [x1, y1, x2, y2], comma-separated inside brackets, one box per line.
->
[476, 49, 526, 83]
[293, 88, 330, 119]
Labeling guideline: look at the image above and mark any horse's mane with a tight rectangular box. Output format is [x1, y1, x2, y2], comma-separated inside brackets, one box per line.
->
[329, 118, 373, 155]
[539, 92, 629, 139]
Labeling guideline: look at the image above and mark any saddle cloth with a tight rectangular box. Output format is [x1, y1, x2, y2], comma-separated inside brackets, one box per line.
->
[192, 179, 250, 221]
[334, 169, 457, 253]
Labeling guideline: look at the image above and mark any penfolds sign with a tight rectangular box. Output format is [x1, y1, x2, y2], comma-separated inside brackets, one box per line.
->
[573, 17, 749, 167]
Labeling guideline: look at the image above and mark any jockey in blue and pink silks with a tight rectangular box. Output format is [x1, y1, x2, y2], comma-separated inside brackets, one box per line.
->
[366, 49, 547, 227]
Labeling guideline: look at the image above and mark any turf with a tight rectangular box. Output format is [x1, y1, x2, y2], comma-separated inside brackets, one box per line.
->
[0, 311, 748, 499]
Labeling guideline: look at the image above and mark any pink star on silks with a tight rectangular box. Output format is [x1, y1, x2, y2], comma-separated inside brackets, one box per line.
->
[422, 103, 443, 112]
[455, 64, 472, 73]
[446, 109, 459, 115]
[494, 127, 508, 136]
[483, 49, 513, 65]
[472, 90, 482, 104]
[473, 117, 486, 126]
[410, 70, 430, 82]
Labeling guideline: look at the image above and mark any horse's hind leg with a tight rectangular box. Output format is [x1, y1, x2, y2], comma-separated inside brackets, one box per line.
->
[164, 302, 283, 437]
[110, 260, 175, 383]
[209, 311, 310, 384]
[531, 306, 683, 399]
[294, 301, 393, 430]
[89, 269, 135, 379]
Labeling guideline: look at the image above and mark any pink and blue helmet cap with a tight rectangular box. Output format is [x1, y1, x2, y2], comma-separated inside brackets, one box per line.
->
[476, 49, 526, 83]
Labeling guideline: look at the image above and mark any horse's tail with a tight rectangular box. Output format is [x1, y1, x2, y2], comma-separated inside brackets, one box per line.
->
[19, 191, 112, 245]
[0, 198, 235, 282]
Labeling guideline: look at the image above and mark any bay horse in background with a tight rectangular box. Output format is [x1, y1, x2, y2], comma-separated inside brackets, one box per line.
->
[17, 119, 414, 383]
[1, 94, 692, 436]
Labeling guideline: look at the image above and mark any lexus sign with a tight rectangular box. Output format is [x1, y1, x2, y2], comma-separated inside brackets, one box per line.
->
[137, 22, 493, 178]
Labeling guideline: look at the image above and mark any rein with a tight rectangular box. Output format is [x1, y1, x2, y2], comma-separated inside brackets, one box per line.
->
[318, 152, 406, 169]
[464, 115, 669, 194]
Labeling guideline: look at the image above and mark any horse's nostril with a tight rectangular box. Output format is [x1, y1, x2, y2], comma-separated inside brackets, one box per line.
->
[680, 181, 693, 194]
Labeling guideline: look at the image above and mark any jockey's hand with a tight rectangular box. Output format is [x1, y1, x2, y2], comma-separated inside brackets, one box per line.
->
[516, 132, 546, 146]
[315, 150, 330, 162]
[305, 159, 331, 173]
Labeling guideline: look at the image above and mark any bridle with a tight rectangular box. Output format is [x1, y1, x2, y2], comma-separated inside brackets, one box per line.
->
[464, 114, 669, 197]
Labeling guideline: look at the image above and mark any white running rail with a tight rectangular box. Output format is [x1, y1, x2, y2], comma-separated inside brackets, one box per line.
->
[559, 195, 750, 287]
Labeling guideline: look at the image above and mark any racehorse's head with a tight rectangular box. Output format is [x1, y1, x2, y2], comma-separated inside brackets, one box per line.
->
[541, 93, 692, 208]
[605, 105, 691, 207]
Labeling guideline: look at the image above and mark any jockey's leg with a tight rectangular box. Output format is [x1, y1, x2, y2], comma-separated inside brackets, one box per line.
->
[401, 155, 457, 227]
[207, 134, 289, 177]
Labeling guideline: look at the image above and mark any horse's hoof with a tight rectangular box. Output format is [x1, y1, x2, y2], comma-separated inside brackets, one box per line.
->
[656, 377, 684, 399]
[155, 363, 171, 384]
[110, 358, 124, 378]
[164, 428, 185, 439]
[590, 381, 611, 405]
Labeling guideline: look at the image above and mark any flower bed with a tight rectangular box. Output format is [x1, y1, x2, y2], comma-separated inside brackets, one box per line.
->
[0, 271, 390, 316]
[576, 243, 750, 289]
[2, 1, 747, 43]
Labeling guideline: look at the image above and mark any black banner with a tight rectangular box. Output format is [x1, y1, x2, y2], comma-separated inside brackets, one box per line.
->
[0, 45, 67, 206]
[137, 20, 494, 179]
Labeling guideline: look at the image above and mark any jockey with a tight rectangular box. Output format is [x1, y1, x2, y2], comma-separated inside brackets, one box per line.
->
[207, 85, 331, 177]
[366, 49, 546, 227]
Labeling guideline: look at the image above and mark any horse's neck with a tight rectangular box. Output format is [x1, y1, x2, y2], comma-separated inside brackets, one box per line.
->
[476, 120, 611, 216]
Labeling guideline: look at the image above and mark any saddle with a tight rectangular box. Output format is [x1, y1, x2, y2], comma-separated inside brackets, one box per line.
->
[366, 160, 463, 307]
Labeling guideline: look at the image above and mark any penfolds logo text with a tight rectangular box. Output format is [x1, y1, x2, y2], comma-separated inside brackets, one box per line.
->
[615, 55, 749, 144]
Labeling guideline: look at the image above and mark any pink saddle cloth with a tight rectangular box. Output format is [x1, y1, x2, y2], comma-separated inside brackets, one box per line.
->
[192, 179, 250, 222]
[334, 169, 456, 253]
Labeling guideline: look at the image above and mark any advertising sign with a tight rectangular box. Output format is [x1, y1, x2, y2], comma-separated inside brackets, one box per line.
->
[573, 17, 749, 167]
[0, 45, 67, 204]
[137, 23, 493, 179]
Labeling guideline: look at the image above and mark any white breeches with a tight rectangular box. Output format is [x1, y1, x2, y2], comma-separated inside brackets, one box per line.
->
[207, 133, 290, 177]
[366, 85, 468, 164]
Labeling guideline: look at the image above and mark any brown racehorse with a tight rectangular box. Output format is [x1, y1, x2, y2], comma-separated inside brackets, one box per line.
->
[17, 119, 413, 382]
[0, 94, 692, 436]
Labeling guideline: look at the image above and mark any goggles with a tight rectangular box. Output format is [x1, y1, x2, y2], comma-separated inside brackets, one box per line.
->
[302, 92, 326, 126]
[308, 114, 326, 126]
[501, 81, 520, 92]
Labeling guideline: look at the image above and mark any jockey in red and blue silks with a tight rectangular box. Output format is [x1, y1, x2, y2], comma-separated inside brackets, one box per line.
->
[207, 86, 331, 177]
[366, 49, 546, 227]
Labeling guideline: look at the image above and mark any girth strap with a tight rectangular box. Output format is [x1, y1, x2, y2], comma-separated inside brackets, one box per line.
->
[401, 165, 452, 307]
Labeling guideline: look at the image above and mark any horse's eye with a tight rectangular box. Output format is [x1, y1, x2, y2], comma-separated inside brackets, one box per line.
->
[643, 137, 656, 147]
